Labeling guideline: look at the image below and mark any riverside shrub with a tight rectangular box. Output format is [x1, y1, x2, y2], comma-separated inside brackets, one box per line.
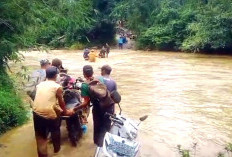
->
[0, 70, 28, 134]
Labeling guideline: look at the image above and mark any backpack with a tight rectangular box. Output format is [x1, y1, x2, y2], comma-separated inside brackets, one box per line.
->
[110, 90, 121, 104]
[99, 76, 121, 104]
[24, 70, 46, 100]
[88, 79, 114, 108]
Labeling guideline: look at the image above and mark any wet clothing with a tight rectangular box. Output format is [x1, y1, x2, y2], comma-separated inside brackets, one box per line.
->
[89, 51, 96, 62]
[101, 76, 117, 92]
[106, 45, 110, 54]
[33, 80, 61, 119]
[83, 49, 90, 59]
[32, 69, 46, 83]
[118, 38, 123, 44]
[25, 69, 46, 100]
[118, 38, 123, 49]
[92, 103, 113, 146]
[122, 36, 127, 43]
[80, 77, 115, 146]
[99, 48, 106, 58]
[33, 80, 61, 157]
[33, 112, 61, 157]
[81, 83, 90, 97]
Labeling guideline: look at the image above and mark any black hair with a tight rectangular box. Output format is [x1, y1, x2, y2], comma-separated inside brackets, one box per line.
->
[46, 66, 59, 79]
[83, 65, 93, 77]
[101, 65, 112, 75]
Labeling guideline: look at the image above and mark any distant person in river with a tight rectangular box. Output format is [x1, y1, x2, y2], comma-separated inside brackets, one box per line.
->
[122, 35, 127, 44]
[25, 59, 51, 100]
[32, 66, 74, 157]
[83, 47, 90, 60]
[74, 65, 115, 147]
[105, 43, 110, 58]
[99, 46, 106, 58]
[118, 36, 123, 49]
[88, 49, 97, 62]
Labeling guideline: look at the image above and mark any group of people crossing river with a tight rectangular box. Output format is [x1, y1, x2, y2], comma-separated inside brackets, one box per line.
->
[27, 56, 118, 157]
[83, 43, 110, 61]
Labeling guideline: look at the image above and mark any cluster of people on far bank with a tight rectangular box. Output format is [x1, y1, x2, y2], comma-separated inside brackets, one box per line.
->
[83, 43, 110, 62]
[27, 58, 117, 157]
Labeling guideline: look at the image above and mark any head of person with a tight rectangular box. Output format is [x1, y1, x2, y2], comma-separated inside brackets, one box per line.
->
[40, 59, 50, 69]
[90, 49, 95, 53]
[83, 65, 93, 79]
[101, 65, 112, 76]
[52, 58, 64, 70]
[46, 66, 59, 80]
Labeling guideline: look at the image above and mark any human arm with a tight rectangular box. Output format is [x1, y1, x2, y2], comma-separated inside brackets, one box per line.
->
[74, 96, 90, 111]
[74, 83, 90, 111]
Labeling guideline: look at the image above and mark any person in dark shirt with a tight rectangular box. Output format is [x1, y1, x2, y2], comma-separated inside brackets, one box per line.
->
[74, 65, 115, 147]
[83, 48, 90, 60]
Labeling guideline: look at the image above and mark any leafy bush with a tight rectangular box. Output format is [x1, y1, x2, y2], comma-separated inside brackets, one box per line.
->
[0, 70, 28, 134]
[69, 43, 85, 50]
[112, 0, 232, 53]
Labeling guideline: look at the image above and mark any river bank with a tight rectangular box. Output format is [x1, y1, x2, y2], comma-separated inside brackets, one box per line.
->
[1, 49, 232, 157]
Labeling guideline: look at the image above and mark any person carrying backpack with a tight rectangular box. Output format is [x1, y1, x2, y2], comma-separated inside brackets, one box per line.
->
[25, 59, 51, 100]
[74, 65, 115, 147]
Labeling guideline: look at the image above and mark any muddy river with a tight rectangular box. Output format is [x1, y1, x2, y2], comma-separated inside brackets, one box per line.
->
[0, 49, 232, 157]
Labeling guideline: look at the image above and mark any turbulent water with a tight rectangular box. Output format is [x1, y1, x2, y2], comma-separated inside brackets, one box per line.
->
[1, 49, 232, 157]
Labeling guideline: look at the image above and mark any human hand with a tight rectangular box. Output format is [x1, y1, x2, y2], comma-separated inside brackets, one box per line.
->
[65, 109, 74, 116]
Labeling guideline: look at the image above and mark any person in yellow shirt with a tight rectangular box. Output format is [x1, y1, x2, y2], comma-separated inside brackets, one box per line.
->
[32, 66, 73, 157]
[88, 49, 97, 62]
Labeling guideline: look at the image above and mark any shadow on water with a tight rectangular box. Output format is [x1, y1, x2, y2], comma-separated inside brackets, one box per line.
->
[1, 50, 232, 157]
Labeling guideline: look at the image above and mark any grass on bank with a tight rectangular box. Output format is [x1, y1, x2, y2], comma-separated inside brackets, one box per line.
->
[0, 69, 28, 135]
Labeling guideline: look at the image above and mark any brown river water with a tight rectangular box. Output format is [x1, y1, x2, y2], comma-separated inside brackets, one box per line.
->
[0, 49, 232, 157]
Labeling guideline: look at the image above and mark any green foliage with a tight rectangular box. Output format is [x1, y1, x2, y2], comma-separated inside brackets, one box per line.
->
[182, 0, 232, 52]
[217, 152, 225, 157]
[225, 143, 232, 152]
[70, 42, 85, 50]
[0, 0, 118, 67]
[20, 0, 95, 48]
[177, 145, 191, 157]
[0, 0, 118, 133]
[113, 0, 232, 53]
[0, 69, 28, 134]
[87, 0, 118, 45]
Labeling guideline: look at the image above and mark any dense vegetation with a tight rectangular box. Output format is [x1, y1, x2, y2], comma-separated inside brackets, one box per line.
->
[0, 69, 28, 134]
[0, 0, 118, 134]
[112, 0, 232, 53]
[0, 0, 232, 133]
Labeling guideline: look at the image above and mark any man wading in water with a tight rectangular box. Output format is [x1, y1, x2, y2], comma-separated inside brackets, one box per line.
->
[74, 65, 115, 146]
[32, 66, 73, 157]
[105, 43, 110, 58]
